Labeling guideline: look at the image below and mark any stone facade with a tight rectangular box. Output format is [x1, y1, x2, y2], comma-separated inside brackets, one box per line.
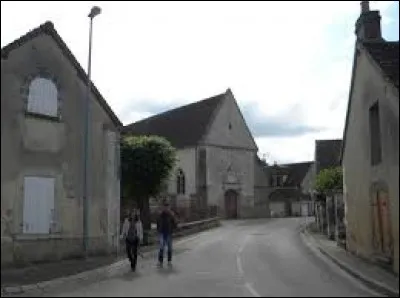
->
[254, 158, 271, 218]
[1, 24, 121, 267]
[164, 90, 261, 218]
[266, 162, 314, 218]
[342, 47, 399, 273]
[342, 5, 399, 274]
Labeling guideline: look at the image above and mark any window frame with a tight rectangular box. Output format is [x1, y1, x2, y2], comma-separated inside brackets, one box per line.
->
[22, 71, 62, 121]
[176, 169, 186, 195]
[369, 101, 383, 166]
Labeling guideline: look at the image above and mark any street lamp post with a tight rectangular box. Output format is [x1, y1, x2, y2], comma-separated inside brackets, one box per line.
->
[83, 5, 101, 257]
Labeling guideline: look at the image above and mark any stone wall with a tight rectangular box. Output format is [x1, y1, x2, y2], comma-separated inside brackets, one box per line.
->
[1, 33, 120, 267]
[342, 44, 399, 274]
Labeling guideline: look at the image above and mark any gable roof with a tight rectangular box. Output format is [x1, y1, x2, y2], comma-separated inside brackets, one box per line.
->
[315, 139, 342, 174]
[363, 41, 399, 89]
[1, 21, 122, 127]
[279, 161, 314, 187]
[269, 188, 309, 201]
[340, 41, 399, 162]
[123, 92, 226, 148]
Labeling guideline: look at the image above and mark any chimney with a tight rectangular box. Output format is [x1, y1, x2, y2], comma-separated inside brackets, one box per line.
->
[361, 1, 369, 13]
[355, 1, 383, 42]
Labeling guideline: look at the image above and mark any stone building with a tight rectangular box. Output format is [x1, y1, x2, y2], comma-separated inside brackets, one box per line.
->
[124, 89, 270, 219]
[1, 21, 122, 267]
[341, 1, 399, 274]
[254, 157, 271, 217]
[267, 161, 314, 217]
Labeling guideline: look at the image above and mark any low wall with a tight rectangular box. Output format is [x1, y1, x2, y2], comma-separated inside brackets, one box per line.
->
[1, 235, 116, 269]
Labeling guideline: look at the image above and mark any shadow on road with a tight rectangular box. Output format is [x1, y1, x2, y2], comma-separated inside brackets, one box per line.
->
[156, 266, 180, 276]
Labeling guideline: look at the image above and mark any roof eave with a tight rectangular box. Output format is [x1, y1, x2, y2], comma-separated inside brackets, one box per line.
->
[340, 43, 359, 165]
[1, 21, 122, 128]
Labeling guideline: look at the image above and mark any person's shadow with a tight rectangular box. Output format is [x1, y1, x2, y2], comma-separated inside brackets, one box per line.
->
[120, 269, 142, 281]
[156, 264, 180, 276]
[119, 263, 180, 282]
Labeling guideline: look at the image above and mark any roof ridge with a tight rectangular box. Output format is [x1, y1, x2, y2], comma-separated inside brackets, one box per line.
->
[280, 161, 314, 166]
[363, 40, 399, 44]
[1, 21, 53, 55]
[122, 90, 229, 148]
[125, 91, 226, 127]
[1, 20, 122, 127]
[316, 139, 342, 142]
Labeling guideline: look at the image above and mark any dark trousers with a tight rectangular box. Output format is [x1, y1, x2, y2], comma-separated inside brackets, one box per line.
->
[158, 233, 173, 264]
[126, 238, 139, 269]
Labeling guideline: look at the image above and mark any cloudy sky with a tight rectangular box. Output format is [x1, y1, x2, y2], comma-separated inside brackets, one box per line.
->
[1, 1, 399, 164]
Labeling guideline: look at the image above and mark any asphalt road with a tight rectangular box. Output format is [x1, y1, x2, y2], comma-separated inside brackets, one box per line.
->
[52, 218, 378, 297]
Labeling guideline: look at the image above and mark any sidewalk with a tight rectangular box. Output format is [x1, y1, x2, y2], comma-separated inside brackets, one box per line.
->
[302, 226, 399, 297]
[1, 244, 157, 297]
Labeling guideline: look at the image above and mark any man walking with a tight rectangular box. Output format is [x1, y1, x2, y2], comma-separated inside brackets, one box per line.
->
[156, 200, 177, 268]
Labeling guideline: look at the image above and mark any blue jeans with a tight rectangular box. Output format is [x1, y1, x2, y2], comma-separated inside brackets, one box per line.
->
[158, 233, 172, 263]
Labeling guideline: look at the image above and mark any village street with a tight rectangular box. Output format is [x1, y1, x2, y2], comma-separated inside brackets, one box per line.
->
[48, 218, 377, 297]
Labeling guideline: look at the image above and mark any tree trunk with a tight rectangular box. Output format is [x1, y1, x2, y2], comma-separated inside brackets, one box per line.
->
[138, 196, 151, 245]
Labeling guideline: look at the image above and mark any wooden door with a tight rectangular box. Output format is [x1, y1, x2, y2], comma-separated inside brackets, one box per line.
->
[225, 190, 238, 219]
[372, 190, 393, 260]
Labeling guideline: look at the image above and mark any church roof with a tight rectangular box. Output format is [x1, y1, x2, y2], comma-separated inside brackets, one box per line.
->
[123, 91, 226, 148]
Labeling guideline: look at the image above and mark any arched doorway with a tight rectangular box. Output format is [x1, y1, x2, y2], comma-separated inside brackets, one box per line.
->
[370, 183, 393, 264]
[224, 189, 238, 219]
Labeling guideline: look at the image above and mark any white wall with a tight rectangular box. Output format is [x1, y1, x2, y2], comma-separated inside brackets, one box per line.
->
[202, 90, 257, 151]
[166, 147, 196, 198]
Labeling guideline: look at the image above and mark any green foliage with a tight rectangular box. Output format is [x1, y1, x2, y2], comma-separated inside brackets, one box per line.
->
[121, 135, 177, 240]
[315, 167, 343, 194]
[121, 135, 177, 200]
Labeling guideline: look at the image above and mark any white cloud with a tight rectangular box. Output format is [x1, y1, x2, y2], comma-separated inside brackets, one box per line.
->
[1, 1, 398, 163]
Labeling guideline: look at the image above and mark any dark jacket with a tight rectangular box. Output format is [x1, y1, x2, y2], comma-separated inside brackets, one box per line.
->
[156, 210, 176, 236]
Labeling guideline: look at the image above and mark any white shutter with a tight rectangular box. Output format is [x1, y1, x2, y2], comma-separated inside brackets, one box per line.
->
[23, 176, 55, 234]
[301, 203, 309, 217]
[270, 202, 285, 217]
[27, 78, 58, 117]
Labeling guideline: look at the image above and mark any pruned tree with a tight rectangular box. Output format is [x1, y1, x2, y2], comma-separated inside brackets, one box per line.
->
[121, 135, 177, 244]
[315, 167, 343, 194]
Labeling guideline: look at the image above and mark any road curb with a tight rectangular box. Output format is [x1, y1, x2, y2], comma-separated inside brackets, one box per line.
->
[1, 245, 162, 297]
[301, 227, 399, 297]
[1, 220, 221, 297]
[1, 244, 162, 297]
[1, 258, 128, 297]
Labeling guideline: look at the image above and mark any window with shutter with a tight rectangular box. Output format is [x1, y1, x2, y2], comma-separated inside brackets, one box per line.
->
[27, 77, 58, 117]
[23, 176, 55, 234]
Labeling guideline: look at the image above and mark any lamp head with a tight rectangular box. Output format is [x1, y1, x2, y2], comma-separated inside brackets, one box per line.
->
[88, 6, 101, 19]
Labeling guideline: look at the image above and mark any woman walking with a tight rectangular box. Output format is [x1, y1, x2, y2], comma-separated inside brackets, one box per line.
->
[121, 212, 143, 271]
